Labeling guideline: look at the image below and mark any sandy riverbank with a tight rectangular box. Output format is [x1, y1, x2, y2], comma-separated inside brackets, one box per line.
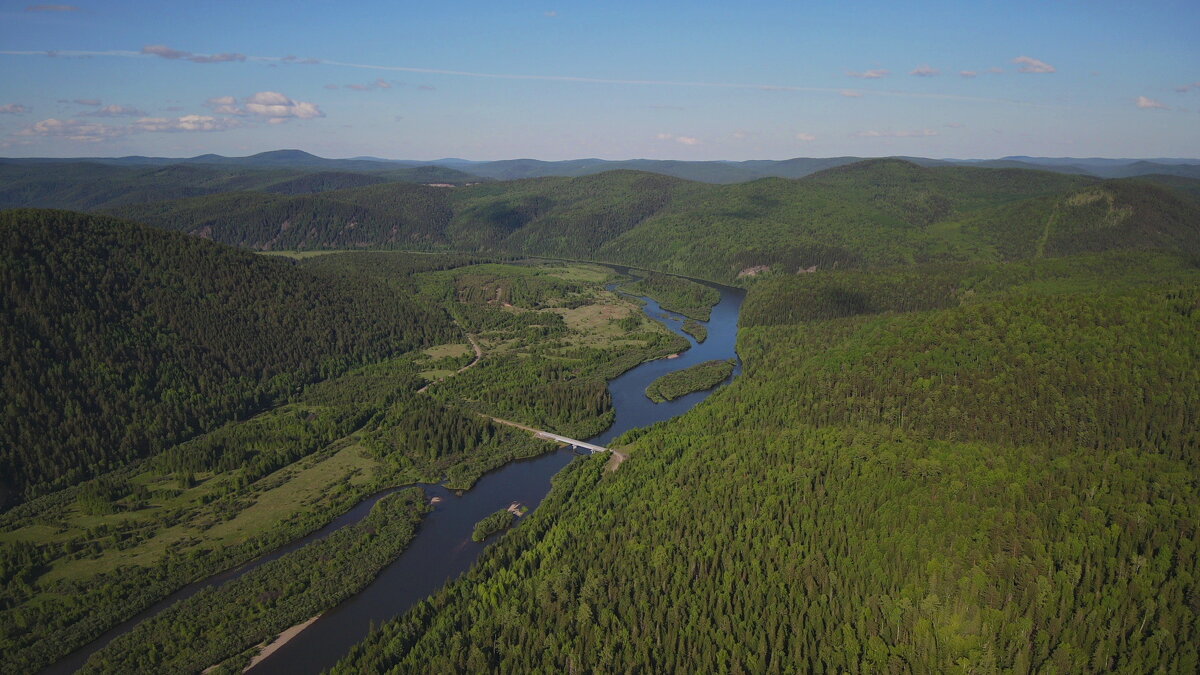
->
[243, 614, 322, 672]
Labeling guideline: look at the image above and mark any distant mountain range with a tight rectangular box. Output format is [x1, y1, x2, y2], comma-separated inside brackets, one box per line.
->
[3, 149, 1199, 184]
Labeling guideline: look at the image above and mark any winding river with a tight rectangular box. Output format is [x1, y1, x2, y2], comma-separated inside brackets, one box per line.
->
[47, 272, 744, 674]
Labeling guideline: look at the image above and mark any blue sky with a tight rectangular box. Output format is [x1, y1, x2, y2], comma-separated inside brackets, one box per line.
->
[1, 1, 1197, 159]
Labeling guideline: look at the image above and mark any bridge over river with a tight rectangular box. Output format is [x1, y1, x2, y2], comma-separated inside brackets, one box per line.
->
[485, 414, 617, 456]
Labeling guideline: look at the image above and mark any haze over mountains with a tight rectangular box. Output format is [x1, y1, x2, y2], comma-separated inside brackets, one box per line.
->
[4, 148, 1200, 184]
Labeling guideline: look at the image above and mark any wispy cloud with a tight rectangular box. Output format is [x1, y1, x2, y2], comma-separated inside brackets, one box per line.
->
[795, 132, 816, 141]
[910, 65, 939, 77]
[959, 71, 977, 78]
[0, 48, 1058, 108]
[544, 10, 557, 18]
[840, 89, 863, 98]
[17, 118, 124, 142]
[133, 115, 242, 132]
[852, 128, 938, 138]
[848, 69, 889, 79]
[16, 113, 244, 142]
[343, 78, 393, 91]
[81, 104, 145, 117]
[1012, 56, 1055, 73]
[281, 55, 321, 65]
[656, 132, 699, 145]
[25, 4, 78, 11]
[1136, 96, 1168, 110]
[0, 104, 31, 114]
[142, 44, 246, 64]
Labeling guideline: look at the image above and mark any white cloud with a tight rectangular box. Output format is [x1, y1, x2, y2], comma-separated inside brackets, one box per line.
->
[205, 95, 246, 115]
[544, 10, 557, 17]
[324, 84, 340, 90]
[840, 89, 863, 98]
[141, 44, 246, 64]
[15, 111, 244, 143]
[133, 115, 242, 132]
[988, 66, 1004, 74]
[655, 132, 698, 145]
[244, 91, 324, 120]
[853, 128, 938, 138]
[731, 130, 748, 140]
[1136, 96, 1168, 110]
[959, 71, 977, 78]
[910, 64, 939, 77]
[18, 118, 125, 142]
[848, 69, 889, 79]
[795, 132, 816, 141]
[1012, 56, 1055, 73]
[25, 4, 78, 11]
[81, 104, 146, 117]
[0, 104, 30, 114]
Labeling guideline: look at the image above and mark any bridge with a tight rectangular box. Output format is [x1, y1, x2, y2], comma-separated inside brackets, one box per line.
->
[533, 431, 608, 454]
[484, 415, 610, 454]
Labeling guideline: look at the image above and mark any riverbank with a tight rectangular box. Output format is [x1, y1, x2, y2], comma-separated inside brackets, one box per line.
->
[243, 614, 322, 672]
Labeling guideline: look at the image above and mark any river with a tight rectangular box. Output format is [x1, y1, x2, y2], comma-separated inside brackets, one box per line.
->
[48, 271, 744, 674]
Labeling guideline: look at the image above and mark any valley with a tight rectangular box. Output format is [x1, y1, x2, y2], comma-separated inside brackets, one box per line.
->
[1, 154, 1198, 674]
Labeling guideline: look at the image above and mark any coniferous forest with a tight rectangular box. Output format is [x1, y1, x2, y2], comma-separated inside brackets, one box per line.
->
[1, 155, 1198, 674]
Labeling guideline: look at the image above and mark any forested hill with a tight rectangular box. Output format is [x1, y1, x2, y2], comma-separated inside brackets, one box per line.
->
[101, 160, 1200, 281]
[0, 209, 456, 508]
[0, 161, 480, 213]
[334, 250, 1200, 673]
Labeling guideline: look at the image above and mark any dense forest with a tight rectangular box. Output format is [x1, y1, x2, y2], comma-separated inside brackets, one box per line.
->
[0, 249, 685, 672]
[79, 489, 428, 674]
[0, 160, 479, 212]
[82, 160, 1200, 281]
[3, 157, 1199, 674]
[622, 271, 721, 320]
[644, 359, 735, 402]
[334, 251, 1200, 673]
[0, 209, 455, 507]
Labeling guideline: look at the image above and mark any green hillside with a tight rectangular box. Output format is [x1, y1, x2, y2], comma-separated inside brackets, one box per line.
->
[107, 182, 455, 251]
[0, 209, 455, 507]
[91, 161, 1200, 282]
[334, 251, 1200, 673]
[0, 161, 480, 213]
